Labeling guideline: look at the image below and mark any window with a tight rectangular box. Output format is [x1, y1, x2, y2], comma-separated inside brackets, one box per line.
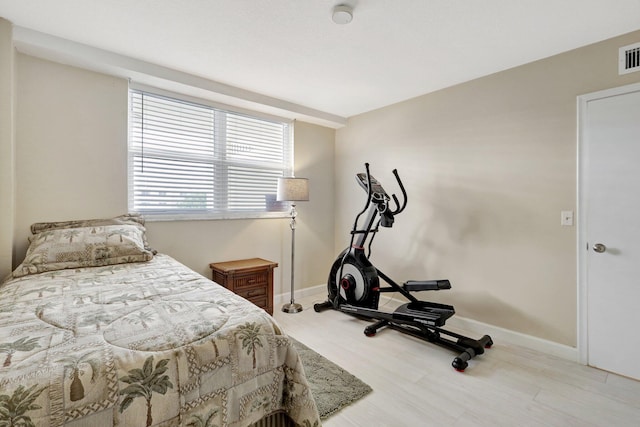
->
[128, 86, 293, 220]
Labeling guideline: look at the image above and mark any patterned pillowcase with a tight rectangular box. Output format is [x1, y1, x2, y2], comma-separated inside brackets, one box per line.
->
[12, 224, 154, 278]
[29, 213, 156, 254]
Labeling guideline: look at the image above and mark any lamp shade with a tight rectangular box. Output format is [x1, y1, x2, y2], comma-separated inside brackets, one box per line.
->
[276, 177, 309, 202]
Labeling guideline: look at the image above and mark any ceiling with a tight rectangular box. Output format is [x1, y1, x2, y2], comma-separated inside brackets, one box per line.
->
[2, 0, 640, 124]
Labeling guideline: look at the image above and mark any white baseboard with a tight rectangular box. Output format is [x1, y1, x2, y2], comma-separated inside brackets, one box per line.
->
[277, 286, 578, 362]
[275, 283, 326, 305]
[446, 315, 578, 362]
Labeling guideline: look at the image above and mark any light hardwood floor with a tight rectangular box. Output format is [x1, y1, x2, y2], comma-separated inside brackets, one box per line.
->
[274, 293, 640, 426]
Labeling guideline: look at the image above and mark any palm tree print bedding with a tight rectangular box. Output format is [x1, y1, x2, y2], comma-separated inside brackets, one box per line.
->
[0, 254, 319, 426]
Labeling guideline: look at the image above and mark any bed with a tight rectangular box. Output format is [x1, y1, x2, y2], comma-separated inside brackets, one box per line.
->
[0, 215, 320, 427]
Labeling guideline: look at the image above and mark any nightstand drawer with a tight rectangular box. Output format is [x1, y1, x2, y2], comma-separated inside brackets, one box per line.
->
[232, 271, 269, 290]
[235, 286, 267, 299]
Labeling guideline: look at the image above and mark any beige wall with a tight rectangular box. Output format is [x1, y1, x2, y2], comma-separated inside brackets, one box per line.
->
[10, 53, 336, 295]
[335, 30, 640, 347]
[0, 18, 15, 281]
[14, 54, 129, 261]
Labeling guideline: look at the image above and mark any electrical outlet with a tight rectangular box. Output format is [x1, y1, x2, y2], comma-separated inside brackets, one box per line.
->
[561, 210, 574, 226]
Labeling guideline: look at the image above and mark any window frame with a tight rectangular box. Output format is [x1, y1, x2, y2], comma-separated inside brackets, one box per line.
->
[127, 84, 294, 221]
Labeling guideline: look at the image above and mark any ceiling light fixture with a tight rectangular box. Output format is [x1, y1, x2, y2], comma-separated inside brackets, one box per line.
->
[332, 4, 353, 25]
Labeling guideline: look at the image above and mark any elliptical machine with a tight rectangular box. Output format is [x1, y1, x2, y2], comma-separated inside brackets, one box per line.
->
[314, 164, 492, 371]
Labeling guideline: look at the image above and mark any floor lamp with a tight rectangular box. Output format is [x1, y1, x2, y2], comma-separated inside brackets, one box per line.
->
[277, 177, 309, 313]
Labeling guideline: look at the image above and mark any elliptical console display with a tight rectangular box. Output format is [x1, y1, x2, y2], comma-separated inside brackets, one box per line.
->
[314, 163, 493, 371]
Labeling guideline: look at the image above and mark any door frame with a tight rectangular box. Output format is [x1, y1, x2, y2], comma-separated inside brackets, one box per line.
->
[576, 81, 640, 365]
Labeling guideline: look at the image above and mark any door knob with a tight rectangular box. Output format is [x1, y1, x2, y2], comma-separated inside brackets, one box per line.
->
[593, 243, 606, 253]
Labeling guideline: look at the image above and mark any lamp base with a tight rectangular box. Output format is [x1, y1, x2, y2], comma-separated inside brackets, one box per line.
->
[282, 302, 303, 314]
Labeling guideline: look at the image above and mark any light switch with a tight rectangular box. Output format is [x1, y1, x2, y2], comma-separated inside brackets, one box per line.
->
[561, 210, 574, 226]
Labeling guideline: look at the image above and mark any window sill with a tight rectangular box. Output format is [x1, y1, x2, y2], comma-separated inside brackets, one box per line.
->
[138, 211, 291, 222]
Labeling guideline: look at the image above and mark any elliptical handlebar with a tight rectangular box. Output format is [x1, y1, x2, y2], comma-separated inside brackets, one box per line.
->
[349, 162, 374, 237]
[349, 163, 408, 246]
[361, 163, 373, 214]
[390, 169, 408, 215]
[356, 164, 407, 217]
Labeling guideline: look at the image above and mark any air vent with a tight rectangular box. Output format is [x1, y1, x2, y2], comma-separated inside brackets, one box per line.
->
[619, 42, 640, 75]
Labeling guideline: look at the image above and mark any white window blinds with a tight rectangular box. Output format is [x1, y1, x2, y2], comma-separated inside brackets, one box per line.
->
[128, 88, 293, 219]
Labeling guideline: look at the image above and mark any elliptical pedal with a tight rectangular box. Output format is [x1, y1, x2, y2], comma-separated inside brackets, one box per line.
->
[403, 280, 451, 291]
[393, 301, 455, 327]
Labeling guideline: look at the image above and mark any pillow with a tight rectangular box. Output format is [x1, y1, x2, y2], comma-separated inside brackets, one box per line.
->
[12, 224, 154, 278]
[29, 213, 156, 254]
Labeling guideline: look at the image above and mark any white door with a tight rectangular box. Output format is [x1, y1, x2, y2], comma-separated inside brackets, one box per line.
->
[580, 84, 640, 380]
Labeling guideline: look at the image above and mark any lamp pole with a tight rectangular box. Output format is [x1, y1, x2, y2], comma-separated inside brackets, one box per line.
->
[283, 203, 302, 313]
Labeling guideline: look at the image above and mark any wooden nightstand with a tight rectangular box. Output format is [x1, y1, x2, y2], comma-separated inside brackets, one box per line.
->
[209, 258, 278, 315]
